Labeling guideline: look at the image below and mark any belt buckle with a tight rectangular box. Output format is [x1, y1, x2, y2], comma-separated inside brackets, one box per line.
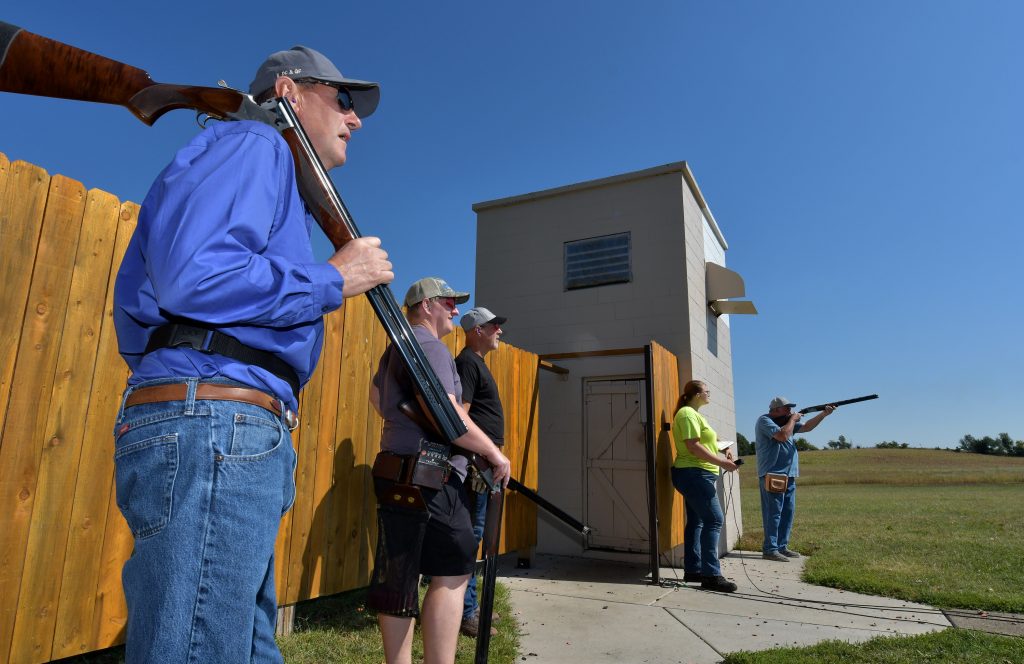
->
[284, 409, 299, 431]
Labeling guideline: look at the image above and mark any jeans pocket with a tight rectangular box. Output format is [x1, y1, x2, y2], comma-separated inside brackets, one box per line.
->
[115, 434, 178, 539]
[226, 411, 283, 460]
[282, 444, 298, 515]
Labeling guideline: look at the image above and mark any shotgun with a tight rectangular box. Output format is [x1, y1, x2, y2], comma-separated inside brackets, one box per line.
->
[0, 21, 469, 447]
[398, 401, 590, 535]
[399, 399, 589, 663]
[770, 394, 878, 427]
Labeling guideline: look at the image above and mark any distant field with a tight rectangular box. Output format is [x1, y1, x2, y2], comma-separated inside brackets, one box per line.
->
[781, 447, 1024, 486]
[735, 448, 1024, 612]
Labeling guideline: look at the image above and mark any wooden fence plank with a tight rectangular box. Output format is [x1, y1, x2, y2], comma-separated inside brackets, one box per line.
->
[278, 324, 328, 605]
[51, 195, 134, 659]
[0, 155, 48, 444]
[278, 303, 342, 602]
[88, 204, 140, 651]
[92, 473, 131, 649]
[0, 159, 49, 439]
[355, 315, 388, 585]
[508, 346, 539, 552]
[337, 296, 376, 591]
[309, 308, 346, 596]
[0, 168, 84, 664]
[11, 178, 115, 664]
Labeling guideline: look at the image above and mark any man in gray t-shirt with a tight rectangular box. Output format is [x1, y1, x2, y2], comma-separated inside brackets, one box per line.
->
[368, 277, 510, 664]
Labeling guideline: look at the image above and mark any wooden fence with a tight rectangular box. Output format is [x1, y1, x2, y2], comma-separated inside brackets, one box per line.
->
[0, 152, 539, 663]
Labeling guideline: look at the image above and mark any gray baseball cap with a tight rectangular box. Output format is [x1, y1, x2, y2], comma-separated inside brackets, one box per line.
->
[460, 307, 507, 331]
[769, 396, 796, 410]
[249, 45, 380, 118]
[404, 277, 470, 308]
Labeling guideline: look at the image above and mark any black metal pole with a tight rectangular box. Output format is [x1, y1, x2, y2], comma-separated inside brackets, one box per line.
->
[473, 489, 504, 664]
[643, 345, 660, 584]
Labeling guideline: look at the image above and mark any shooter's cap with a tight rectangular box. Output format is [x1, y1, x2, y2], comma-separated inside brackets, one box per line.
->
[769, 396, 796, 410]
[249, 45, 380, 118]
[460, 307, 508, 331]
[404, 277, 470, 308]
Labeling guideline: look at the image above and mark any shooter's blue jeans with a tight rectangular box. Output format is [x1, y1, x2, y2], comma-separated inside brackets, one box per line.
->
[759, 475, 797, 554]
[462, 488, 489, 619]
[671, 467, 724, 577]
[114, 378, 297, 664]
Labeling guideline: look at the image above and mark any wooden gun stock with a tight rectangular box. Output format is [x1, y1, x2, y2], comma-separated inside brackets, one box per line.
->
[0, 21, 247, 125]
[1, 19, 470, 494]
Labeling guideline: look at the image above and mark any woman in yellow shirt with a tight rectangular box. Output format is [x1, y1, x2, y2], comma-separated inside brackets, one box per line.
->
[671, 380, 740, 592]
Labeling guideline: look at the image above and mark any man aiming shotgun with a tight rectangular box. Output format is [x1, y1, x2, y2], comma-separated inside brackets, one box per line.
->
[756, 394, 876, 563]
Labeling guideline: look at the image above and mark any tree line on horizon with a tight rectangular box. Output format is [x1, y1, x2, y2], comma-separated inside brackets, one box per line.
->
[735, 432, 1024, 457]
[957, 433, 1024, 457]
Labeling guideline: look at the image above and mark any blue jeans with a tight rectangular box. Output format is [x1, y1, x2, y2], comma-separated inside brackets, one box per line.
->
[462, 488, 489, 619]
[759, 476, 796, 554]
[114, 378, 297, 664]
[670, 467, 724, 577]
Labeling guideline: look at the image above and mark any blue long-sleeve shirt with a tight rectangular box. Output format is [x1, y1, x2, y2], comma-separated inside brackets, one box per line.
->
[114, 120, 344, 410]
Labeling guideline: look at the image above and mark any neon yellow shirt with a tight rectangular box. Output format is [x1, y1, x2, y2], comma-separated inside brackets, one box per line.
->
[672, 406, 719, 474]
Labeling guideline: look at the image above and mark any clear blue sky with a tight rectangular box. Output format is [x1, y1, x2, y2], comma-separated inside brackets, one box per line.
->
[3, 1, 1021, 448]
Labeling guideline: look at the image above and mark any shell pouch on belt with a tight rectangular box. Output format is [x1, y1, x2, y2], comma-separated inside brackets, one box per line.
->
[764, 472, 789, 493]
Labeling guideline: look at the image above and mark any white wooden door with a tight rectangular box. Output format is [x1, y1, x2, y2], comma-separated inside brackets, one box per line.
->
[583, 378, 649, 552]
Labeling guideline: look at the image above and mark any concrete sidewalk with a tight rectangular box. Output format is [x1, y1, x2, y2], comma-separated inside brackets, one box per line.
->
[500, 551, 954, 663]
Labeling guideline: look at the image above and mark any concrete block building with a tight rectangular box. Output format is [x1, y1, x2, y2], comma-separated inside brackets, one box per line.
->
[472, 162, 755, 564]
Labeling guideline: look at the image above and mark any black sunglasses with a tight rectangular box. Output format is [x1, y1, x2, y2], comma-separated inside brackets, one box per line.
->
[299, 79, 355, 113]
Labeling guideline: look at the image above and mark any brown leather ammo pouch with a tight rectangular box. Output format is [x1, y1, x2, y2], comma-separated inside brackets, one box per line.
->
[409, 439, 451, 490]
[764, 472, 789, 493]
[372, 452, 407, 483]
[371, 440, 451, 491]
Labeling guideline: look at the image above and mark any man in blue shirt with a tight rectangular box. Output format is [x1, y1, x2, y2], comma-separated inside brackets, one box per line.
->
[112, 45, 393, 663]
[754, 396, 834, 563]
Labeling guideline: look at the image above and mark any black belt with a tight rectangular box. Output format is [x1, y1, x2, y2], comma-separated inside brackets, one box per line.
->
[145, 323, 300, 398]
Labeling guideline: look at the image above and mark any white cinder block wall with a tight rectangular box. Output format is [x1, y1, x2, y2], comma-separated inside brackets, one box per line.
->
[474, 163, 743, 559]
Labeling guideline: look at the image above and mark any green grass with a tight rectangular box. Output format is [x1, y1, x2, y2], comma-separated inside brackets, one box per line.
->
[55, 578, 518, 664]
[723, 448, 1024, 663]
[735, 448, 1024, 612]
[721, 628, 1024, 664]
[278, 579, 519, 664]
[769, 447, 1024, 487]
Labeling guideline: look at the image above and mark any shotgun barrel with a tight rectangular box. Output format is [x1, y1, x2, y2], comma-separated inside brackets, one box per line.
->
[799, 394, 878, 414]
[770, 394, 879, 426]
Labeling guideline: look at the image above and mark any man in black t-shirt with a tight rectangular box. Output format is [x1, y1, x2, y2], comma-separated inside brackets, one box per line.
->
[455, 306, 508, 637]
